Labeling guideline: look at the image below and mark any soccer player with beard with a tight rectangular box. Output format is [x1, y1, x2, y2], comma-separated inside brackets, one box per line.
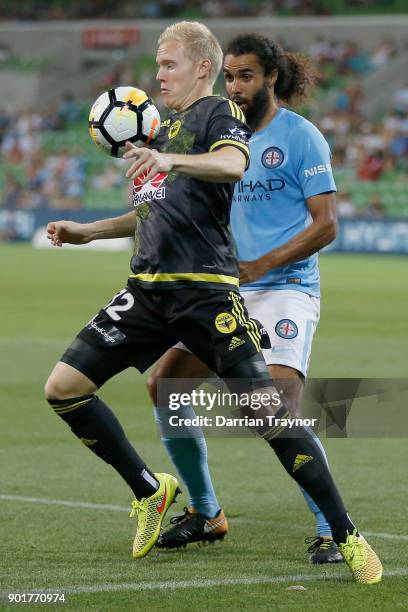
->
[46, 25, 382, 582]
[151, 35, 378, 574]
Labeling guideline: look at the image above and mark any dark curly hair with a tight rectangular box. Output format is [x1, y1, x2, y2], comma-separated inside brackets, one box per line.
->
[224, 33, 318, 106]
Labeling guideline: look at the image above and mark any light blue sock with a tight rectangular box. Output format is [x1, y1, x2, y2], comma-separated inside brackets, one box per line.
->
[154, 405, 220, 518]
[301, 430, 332, 537]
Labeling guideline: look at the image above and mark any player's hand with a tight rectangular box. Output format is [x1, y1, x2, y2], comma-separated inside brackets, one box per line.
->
[123, 142, 173, 183]
[46, 221, 92, 247]
[239, 259, 268, 284]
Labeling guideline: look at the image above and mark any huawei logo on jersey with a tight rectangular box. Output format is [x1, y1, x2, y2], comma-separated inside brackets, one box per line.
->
[133, 169, 168, 205]
[133, 169, 168, 192]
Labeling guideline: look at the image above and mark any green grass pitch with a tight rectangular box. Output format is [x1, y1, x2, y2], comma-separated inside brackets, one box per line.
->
[1, 244, 407, 610]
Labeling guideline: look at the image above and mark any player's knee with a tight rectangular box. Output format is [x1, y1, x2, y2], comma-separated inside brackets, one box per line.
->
[222, 352, 270, 382]
[44, 363, 96, 401]
[44, 374, 76, 401]
[44, 374, 67, 401]
[146, 371, 159, 405]
[269, 365, 303, 417]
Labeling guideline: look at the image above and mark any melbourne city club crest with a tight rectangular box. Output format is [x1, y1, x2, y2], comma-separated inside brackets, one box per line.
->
[262, 147, 284, 169]
[275, 319, 298, 339]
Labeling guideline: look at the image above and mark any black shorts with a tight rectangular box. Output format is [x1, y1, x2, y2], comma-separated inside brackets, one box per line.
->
[60, 282, 267, 387]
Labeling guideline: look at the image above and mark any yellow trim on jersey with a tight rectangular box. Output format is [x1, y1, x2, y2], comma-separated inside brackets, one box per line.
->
[227, 99, 236, 118]
[227, 99, 245, 123]
[229, 292, 261, 351]
[129, 272, 239, 286]
[209, 140, 249, 157]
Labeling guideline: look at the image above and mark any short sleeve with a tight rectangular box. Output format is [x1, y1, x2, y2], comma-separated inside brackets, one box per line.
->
[206, 99, 251, 169]
[295, 122, 337, 199]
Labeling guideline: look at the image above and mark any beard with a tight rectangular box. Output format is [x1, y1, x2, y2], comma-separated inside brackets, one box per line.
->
[234, 85, 270, 130]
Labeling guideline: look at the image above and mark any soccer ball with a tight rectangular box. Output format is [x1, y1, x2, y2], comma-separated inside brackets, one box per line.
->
[88, 86, 161, 157]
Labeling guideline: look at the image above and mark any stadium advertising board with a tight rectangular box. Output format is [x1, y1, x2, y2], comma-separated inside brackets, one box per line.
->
[82, 28, 139, 48]
[324, 219, 408, 254]
[2, 211, 408, 254]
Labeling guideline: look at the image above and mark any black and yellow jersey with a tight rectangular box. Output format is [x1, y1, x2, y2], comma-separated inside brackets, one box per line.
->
[129, 95, 251, 291]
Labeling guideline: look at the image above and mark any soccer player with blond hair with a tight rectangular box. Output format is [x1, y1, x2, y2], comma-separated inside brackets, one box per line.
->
[46, 23, 382, 582]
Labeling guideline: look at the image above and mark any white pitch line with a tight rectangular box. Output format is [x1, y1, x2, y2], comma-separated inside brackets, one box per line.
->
[365, 531, 408, 541]
[2, 494, 408, 541]
[56, 569, 408, 594]
[0, 494, 127, 513]
[0, 338, 69, 347]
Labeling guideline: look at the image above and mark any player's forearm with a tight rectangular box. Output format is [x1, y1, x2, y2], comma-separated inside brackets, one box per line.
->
[260, 219, 336, 271]
[168, 148, 245, 182]
[87, 212, 136, 240]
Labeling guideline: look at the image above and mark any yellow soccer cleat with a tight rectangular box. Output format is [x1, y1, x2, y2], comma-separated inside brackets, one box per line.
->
[130, 473, 180, 559]
[338, 530, 383, 584]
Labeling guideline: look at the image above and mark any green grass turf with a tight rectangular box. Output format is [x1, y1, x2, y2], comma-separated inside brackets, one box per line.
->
[0, 244, 407, 610]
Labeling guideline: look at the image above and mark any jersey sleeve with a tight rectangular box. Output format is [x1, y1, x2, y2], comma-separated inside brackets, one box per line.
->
[295, 122, 337, 199]
[206, 99, 251, 169]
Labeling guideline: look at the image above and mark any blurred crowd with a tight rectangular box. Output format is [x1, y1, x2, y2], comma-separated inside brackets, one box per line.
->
[1, 150, 86, 211]
[306, 37, 407, 190]
[0, 36, 407, 216]
[0, 0, 404, 20]
[0, 94, 86, 210]
[312, 80, 408, 176]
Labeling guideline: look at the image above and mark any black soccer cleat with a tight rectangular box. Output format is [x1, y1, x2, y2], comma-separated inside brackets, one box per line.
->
[305, 536, 345, 564]
[156, 507, 228, 549]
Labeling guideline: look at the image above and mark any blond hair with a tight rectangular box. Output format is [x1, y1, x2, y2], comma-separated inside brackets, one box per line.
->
[158, 21, 222, 84]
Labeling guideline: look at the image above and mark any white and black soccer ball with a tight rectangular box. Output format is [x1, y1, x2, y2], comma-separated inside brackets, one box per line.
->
[89, 86, 161, 157]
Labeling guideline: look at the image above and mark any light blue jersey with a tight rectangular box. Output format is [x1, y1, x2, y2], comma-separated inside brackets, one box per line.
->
[231, 108, 336, 297]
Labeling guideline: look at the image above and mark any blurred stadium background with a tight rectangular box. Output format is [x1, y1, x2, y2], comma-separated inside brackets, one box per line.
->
[1, 2, 407, 610]
[0, 0, 407, 249]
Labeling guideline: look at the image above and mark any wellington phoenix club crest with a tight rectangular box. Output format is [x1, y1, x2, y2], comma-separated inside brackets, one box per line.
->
[133, 169, 168, 205]
[215, 312, 237, 334]
[262, 147, 284, 169]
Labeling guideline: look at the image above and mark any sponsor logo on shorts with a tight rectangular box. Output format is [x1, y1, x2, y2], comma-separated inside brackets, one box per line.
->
[89, 320, 116, 343]
[228, 336, 245, 350]
[215, 312, 237, 334]
[87, 319, 126, 344]
[275, 319, 298, 339]
[262, 146, 284, 168]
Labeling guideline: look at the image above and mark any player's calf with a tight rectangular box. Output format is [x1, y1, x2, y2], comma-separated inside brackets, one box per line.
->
[220, 353, 383, 582]
[46, 360, 165, 505]
[45, 360, 97, 400]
